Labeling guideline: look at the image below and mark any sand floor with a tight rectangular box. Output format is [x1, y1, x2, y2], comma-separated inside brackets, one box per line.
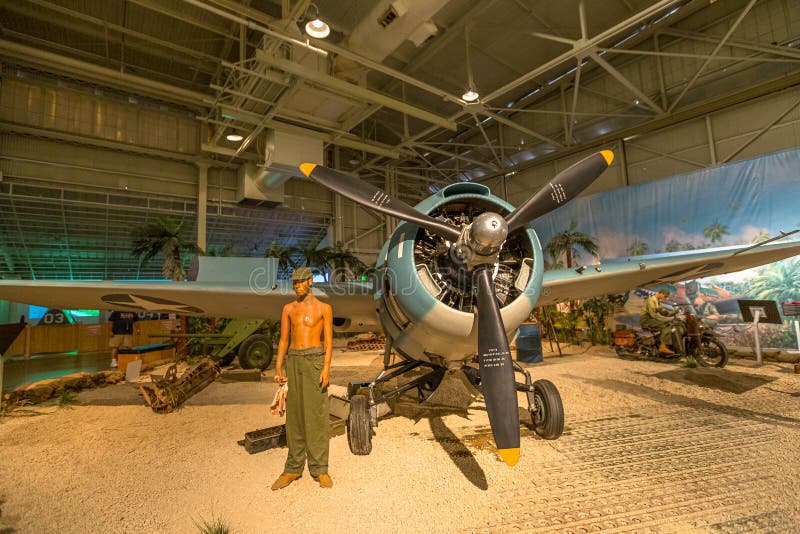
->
[1, 346, 798, 533]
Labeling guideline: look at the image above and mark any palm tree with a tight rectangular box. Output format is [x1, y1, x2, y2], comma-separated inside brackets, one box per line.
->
[749, 257, 800, 304]
[751, 230, 771, 244]
[265, 242, 296, 277]
[327, 242, 367, 282]
[665, 239, 682, 253]
[703, 219, 729, 245]
[294, 241, 335, 281]
[204, 244, 237, 257]
[131, 216, 199, 281]
[544, 220, 598, 269]
[627, 239, 649, 256]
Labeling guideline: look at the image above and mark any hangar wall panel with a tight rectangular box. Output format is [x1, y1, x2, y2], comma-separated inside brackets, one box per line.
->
[340, 199, 385, 254]
[490, 84, 800, 213]
[0, 134, 198, 198]
[284, 178, 333, 214]
[626, 118, 712, 185]
[0, 77, 199, 154]
[710, 89, 800, 162]
[207, 168, 238, 204]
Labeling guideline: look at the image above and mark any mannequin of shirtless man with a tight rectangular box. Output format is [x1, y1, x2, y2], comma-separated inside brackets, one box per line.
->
[271, 267, 334, 490]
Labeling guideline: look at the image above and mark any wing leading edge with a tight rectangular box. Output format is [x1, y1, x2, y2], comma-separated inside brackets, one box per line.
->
[0, 280, 376, 321]
[539, 239, 800, 305]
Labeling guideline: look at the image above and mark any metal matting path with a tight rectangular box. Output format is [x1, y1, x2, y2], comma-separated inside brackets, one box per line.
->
[464, 363, 800, 533]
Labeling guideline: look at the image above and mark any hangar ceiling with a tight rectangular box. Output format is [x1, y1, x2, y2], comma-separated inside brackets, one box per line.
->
[1, 0, 799, 279]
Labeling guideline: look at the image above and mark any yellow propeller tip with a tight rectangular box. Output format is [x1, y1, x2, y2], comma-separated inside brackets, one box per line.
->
[498, 447, 520, 467]
[600, 150, 614, 166]
[299, 163, 317, 177]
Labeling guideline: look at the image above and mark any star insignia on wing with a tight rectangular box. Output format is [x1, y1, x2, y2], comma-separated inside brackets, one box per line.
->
[101, 294, 204, 314]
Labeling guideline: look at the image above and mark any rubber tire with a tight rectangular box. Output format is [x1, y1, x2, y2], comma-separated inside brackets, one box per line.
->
[531, 379, 564, 440]
[694, 338, 728, 368]
[347, 394, 372, 455]
[237, 334, 274, 370]
[615, 346, 639, 360]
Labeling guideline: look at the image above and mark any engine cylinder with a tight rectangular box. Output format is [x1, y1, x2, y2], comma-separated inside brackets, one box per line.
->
[374, 183, 543, 366]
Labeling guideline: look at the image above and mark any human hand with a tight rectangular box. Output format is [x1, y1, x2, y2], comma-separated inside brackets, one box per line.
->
[275, 372, 287, 385]
[319, 368, 330, 389]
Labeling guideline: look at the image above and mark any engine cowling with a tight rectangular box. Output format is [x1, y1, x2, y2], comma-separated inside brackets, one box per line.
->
[374, 182, 544, 368]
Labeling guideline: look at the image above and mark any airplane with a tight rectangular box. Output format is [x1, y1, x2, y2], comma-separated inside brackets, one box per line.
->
[1, 149, 799, 467]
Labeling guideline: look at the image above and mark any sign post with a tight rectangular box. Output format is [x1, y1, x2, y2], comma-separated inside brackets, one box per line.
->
[738, 300, 783, 365]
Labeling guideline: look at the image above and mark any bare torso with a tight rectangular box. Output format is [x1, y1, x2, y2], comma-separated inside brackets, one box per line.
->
[275, 284, 334, 387]
[285, 297, 329, 349]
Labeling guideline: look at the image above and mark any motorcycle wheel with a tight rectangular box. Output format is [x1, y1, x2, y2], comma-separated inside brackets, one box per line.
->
[615, 345, 640, 360]
[693, 338, 728, 368]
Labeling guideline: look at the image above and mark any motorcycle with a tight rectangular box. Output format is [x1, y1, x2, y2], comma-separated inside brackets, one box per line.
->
[613, 311, 728, 367]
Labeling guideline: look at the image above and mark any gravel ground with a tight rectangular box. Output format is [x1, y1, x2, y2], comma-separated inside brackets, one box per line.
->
[0, 346, 798, 533]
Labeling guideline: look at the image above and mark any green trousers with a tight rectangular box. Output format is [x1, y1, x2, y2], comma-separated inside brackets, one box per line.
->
[641, 317, 685, 354]
[284, 346, 330, 476]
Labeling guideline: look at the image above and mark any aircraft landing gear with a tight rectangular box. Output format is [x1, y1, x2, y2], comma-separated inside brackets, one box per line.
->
[528, 379, 564, 439]
[344, 352, 565, 455]
[462, 359, 565, 440]
[345, 354, 443, 455]
[347, 394, 372, 455]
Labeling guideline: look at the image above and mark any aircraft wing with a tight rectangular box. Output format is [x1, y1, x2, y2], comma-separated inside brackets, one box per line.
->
[0, 280, 376, 322]
[538, 239, 800, 305]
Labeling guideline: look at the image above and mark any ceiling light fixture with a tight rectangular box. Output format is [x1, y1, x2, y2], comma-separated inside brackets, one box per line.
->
[305, 4, 330, 39]
[462, 89, 479, 102]
[226, 133, 243, 142]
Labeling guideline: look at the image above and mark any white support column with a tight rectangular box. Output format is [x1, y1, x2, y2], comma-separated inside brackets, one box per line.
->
[333, 148, 344, 245]
[794, 318, 800, 353]
[753, 309, 762, 366]
[196, 163, 208, 252]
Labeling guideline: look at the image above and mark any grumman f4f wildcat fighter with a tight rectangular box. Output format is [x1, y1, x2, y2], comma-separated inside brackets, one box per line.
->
[1, 150, 799, 466]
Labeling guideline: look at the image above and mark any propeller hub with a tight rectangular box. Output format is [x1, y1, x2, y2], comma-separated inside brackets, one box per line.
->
[469, 212, 508, 256]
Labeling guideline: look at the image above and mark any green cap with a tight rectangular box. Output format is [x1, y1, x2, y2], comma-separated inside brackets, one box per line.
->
[291, 267, 313, 281]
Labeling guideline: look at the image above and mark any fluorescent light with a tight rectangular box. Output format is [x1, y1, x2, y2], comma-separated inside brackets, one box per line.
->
[462, 89, 479, 102]
[305, 18, 330, 39]
[226, 133, 243, 142]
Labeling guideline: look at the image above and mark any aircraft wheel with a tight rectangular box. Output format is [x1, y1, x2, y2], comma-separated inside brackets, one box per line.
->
[347, 394, 372, 455]
[693, 339, 728, 368]
[237, 334, 274, 370]
[530, 380, 564, 440]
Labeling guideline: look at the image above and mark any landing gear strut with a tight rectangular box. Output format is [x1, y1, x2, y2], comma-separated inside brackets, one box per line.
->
[463, 359, 564, 440]
[345, 354, 444, 455]
[345, 347, 564, 455]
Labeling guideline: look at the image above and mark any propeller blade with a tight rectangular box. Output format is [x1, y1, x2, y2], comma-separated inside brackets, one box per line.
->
[505, 150, 614, 232]
[474, 266, 520, 467]
[300, 164, 461, 242]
